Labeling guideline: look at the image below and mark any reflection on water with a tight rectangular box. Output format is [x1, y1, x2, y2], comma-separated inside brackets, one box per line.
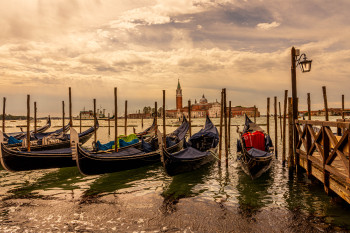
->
[1, 117, 350, 229]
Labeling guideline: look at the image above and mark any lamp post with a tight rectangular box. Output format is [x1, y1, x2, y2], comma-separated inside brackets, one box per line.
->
[291, 47, 312, 168]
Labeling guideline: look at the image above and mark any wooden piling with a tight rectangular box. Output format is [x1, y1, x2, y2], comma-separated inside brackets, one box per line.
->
[267, 97, 270, 134]
[282, 90, 288, 166]
[34, 102, 37, 134]
[114, 87, 118, 152]
[141, 114, 144, 128]
[228, 101, 232, 150]
[69, 87, 73, 127]
[274, 96, 278, 158]
[93, 99, 97, 145]
[62, 101, 65, 132]
[254, 105, 257, 123]
[188, 100, 192, 137]
[223, 88, 228, 167]
[124, 100, 128, 135]
[307, 93, 311, 120]
[108, 113, 110, 135]
[2, 97, 6, 132]
[219, 90, 224, 164]
[27, 95, 31, 152]
[79, 112, 82, 133]
[287, 97, 293, 168]
[163, 90, 166, 149]
[322, 86, 329, 121]
[154, 101, 157, 131]
[342, 94, 345, 120]
[279, 101, 282, 140]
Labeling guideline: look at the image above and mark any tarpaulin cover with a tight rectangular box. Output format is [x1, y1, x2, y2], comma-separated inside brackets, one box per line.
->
[171, 147, 210, 160]
[189, 115, 219, 144]
[119, 138, 139, 148]
[142, 139, 153, 153]
[170, 117, 189, 141]
[8, 136, 22, 145]
[243, 131, 266, 151]
[247, 148, 272, 158]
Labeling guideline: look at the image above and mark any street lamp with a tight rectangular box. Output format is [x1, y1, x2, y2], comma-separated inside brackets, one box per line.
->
[291, 47, 312, 168]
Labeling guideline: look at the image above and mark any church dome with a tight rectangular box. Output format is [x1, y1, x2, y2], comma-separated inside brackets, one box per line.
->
[199, 94, 208, 104]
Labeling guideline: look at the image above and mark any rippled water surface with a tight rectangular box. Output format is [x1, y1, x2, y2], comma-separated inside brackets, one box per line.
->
[1, 116, 350, 230]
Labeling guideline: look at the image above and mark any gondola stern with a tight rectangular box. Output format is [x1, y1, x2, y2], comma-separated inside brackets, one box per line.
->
[70, 128, 79, 161]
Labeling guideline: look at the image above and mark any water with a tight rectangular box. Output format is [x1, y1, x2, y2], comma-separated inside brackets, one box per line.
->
[1, 116, 350, 231]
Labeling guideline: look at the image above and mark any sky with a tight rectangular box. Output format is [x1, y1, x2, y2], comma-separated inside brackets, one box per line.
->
[1, 0, 350, 117]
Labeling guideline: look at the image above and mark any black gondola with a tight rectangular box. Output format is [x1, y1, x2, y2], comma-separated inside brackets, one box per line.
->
[237, 115, 273, 179]
[73, 118, 189, 175]
[0, 121, 99, 172]
[3, 117, 52, 140]
[161, 115, 219, 176]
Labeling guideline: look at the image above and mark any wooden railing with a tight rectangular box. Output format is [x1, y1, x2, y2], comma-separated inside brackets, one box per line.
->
[295, 120, 350, 201]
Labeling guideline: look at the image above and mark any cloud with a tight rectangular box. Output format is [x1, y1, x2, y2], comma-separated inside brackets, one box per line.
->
[256, 21, 280, 30]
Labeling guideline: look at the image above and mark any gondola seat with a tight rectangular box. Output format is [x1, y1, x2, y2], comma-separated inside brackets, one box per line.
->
[242, 131, 266, 151]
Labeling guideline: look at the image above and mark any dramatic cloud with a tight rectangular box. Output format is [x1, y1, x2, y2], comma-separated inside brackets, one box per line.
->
[0, 0, 350, 115]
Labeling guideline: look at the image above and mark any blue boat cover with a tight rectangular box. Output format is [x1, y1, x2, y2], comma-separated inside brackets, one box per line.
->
[171, 147, 210, 159]
[96, 140, 115, 151]
[142, 139, 153, 153]
[247, 148, 272, 158]
[189, 116, 219, 144]
[170, 117, 189, 141]
[8, 136, 22, 145]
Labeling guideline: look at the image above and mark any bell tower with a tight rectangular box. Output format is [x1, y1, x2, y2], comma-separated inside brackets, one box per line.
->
[176, 79, 183, 110]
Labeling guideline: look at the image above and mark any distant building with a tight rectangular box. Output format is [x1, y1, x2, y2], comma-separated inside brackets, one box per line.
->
[165, 80, 260, 118]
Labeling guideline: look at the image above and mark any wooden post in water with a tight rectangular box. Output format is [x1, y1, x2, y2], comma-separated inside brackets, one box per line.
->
[218, 90, 224, 165]
[2, 97, 6, 132]
[141, 114, 144, 128]
[69, 87, 73, 127]
[254, 105, 257, 123]
[267, 97, 270, 134]
[342, 94, 345, 120]
[79, 112, 82, 133]
[307, 93, 311, 120]
[163, 90, 166, 149]
[93, 99, 97, 145]
[322, 86, 329, 121]
[154, 101, 157, 132]
[188, 100, 192, 137]
[108, 113, 110, 135]
[282, 90, 288, 166]
[114, 87, 118, 152]
[62, 101, 65, 132]
[27, 95, 31, 152]
[34, 102, 37, 134]
[228, 101, 232, 151]
[274, 96, 278, 158]
[287, 97, 294, 168]
[124, 100, 128, 135]
[223, 88, 228, 167]
[279, 102, 282, 140]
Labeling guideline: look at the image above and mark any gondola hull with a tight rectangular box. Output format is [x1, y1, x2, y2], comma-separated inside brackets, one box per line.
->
[76, 139, 183, 175]
[238, 151, 273, 179]
[162, 147, 218, 176]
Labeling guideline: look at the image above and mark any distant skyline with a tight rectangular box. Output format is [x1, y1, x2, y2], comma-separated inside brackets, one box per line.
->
[1, 0, 350, 117]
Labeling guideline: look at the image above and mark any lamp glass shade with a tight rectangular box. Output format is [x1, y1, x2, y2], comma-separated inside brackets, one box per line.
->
[300, 59, 312, 72]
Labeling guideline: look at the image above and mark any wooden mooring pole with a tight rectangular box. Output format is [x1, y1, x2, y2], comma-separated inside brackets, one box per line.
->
[228, 101, 232, 151]
[254, 105, 256, 123]
[62, 101, 65, 132]
[188, 100, 192, 137]
[219, 90, 224, 165]
[2, 97, 6, 132]
[93, 99, 97, 145]
[342, 94, 345, 120]
[27, 95, 31, 152]
[141, 114, 144, 128]
[69, 87, 73, 127]
[163, 90, 166, 149]
[114, 87, 118, 152]
[282, 90, 288, 166]
[287, 97, 293, 168]
[124, 100, 128, 135]
[307, 93, 311, 120]
[223, 88, 228, 167]
[267, 97, 270, 134]
[274, 96, 278, 158]
[79, 112, 82, 133]
[322, 86, 329, 121]
[34, 102, 37, 134]
[154, 101, 157, 132]
[108, 113, 110, 135]
[279, 101, 282, 140]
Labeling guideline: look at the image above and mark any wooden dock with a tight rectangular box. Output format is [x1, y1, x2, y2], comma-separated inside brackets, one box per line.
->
[295, 119, 350, 204]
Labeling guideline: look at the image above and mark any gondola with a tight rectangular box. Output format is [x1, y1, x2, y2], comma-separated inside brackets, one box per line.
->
[161, 115, 219, 176]
[237, 115, 273, 179]
[3, 117, 52, 140]
[73, 118, 189, 175]
[0, 120, 99, 172]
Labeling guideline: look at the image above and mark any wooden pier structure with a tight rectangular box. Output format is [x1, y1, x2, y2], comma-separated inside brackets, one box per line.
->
[295, 119, 350, 204]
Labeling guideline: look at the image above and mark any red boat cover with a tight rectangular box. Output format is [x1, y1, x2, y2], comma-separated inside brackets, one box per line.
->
[242, 131, 265, 151]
